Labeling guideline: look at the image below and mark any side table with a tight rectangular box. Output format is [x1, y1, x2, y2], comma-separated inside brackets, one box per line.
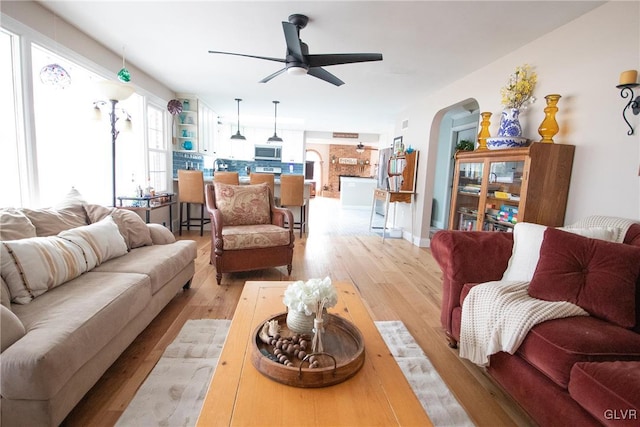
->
[369, 188, 414, 242]
[116, 193, 176, 231]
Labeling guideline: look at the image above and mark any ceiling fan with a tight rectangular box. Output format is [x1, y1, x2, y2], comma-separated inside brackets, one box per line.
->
[208, 14, 383, 86]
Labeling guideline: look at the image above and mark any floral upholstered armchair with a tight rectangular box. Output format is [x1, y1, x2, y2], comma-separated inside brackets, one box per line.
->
[204, 182, 294, 285]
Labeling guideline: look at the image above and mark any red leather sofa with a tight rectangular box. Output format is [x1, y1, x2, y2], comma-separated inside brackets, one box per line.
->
[431, 223, 640, 426]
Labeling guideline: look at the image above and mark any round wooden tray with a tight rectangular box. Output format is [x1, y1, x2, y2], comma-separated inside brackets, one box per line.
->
[250, 312, 365, 388]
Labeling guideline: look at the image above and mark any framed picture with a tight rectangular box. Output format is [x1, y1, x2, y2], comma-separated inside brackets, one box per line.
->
[393, 136, 404, 155]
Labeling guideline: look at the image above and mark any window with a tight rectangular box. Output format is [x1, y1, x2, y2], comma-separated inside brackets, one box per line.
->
[31, 43, 115, 206]
[147, 103, 169, 192]
[1, 25, 170, 209]
[0, 29, 26, 207]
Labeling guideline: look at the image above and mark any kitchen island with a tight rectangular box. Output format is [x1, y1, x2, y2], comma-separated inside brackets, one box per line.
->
[339, 176, 377, 209]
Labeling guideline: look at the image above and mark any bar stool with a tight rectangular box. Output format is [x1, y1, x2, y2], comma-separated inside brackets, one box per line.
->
[178, 169, 210, 236]
[213, 171, 239, 185]
[249, 173, 276, 202]
[280, 174, 306, 237]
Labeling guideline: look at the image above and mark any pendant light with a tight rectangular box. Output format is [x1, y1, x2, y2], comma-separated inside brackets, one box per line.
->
[267, 100, 283, 143]
[230, 98, 246, 140]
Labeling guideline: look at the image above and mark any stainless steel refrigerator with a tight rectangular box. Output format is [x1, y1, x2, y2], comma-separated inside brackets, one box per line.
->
[374, 147, 393, 215]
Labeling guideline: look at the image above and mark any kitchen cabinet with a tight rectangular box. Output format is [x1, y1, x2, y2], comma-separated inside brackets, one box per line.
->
[174, 95, 218, 155]
[448, 143, 575, 231]
[214, 124, 251, 160]
[280, 129, 304, 163]
[214, 126, 304, 162]
[175, 96, 198, 152]
[198, 100, 216, 155]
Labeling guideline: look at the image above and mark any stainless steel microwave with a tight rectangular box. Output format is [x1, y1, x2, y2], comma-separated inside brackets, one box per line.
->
[254, 144, 282, 160]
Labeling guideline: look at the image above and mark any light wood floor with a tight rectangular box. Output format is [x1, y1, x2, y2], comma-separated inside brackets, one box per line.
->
[62, 197, 534, 427]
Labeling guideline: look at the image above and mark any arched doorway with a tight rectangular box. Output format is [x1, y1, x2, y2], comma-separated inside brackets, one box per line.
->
[430, 100, 480, 232]
[305, 149, 323, 196]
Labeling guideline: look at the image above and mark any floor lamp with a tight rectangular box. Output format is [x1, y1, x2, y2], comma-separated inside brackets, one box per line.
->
[94, 81, 134, 206]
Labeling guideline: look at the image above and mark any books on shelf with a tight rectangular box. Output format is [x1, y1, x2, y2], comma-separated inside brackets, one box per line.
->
[389, 157, 407, 175]
[388, 175, 405, 192]
[458, 214, 477, 231]
[385, 151, 417, 193]
[460, 185, 481, 195]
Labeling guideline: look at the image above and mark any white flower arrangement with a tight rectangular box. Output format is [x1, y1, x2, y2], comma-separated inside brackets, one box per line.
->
[283, 277, 337, 316]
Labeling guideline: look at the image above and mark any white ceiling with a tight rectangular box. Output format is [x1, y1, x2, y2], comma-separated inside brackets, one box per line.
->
[37, 1, 603, 135]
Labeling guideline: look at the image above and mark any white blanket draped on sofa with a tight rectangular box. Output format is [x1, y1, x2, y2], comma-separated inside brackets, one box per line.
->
[460, 280, 588, 366]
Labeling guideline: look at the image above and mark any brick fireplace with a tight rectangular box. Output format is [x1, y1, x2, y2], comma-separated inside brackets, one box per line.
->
[323, 144, 376, 198]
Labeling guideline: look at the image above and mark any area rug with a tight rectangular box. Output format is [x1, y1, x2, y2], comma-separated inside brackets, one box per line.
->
[115, 319, 231, 427]
[117, 319, 473, 427]
[377, 320, 474, 426]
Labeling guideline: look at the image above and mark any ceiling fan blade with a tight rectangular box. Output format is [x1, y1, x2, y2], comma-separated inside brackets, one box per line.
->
[307, 67, 344, 86]
[259, 67, 287, 83]
[281, 22, 303, 60]
[208, 50, 285, 63]
[307, 53, 383, 68]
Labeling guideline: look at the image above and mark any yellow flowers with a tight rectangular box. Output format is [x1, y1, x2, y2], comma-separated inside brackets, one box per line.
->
[500, 64, 537, 109]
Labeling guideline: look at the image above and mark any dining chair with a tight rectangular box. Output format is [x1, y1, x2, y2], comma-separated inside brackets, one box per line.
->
[279, 174, 307, 237]
[178, 169, 211, 236]
[213, 171, 239, 185]
[249, 173, 276, 201]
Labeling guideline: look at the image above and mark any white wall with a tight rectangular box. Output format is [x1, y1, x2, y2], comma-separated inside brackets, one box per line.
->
[397, 2, 640, 246]
[2, 1, 174, 101]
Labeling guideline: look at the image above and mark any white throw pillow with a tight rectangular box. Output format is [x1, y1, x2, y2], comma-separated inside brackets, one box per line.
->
[0, 216, 127, 304]
[58, 216, 128, 268]
[566, 215, 638, 243]
[19, 187, 90, 237]
[0, 209, 36, 241]
[1, 235, 90, 304]
[502, 223, 620, 282]
[83, 204, 153, 250]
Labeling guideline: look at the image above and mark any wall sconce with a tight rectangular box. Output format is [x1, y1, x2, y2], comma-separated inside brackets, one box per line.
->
[617, 70, 639, 136]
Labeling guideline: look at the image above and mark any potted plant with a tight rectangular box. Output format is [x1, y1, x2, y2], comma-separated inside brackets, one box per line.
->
[456, 139, 475, 151]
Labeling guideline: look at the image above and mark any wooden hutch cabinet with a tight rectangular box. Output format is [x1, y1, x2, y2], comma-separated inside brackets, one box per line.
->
[448, 143, 575, 232]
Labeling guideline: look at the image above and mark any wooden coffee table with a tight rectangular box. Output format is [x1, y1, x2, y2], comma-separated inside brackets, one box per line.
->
[197, 280, 432, 426]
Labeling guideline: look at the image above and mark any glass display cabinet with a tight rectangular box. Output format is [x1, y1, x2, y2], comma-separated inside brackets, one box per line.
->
[448, 143, 575, 231]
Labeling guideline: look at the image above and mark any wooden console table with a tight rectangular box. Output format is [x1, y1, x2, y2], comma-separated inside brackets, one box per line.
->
[116, 193, 176, 231]
[197, 280, 432, 426]
[369, 188, 415, 242]
[369, 150, 418, 242]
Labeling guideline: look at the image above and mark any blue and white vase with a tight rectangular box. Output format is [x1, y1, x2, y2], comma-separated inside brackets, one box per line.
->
[497, 108, 523, 137]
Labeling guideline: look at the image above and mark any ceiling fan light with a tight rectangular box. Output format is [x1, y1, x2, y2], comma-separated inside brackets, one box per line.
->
[287, 66, 308, 76]
[356, 143, 365, 153]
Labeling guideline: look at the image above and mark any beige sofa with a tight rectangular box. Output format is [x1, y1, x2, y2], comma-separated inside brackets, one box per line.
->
[0, 195, 197, 427]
